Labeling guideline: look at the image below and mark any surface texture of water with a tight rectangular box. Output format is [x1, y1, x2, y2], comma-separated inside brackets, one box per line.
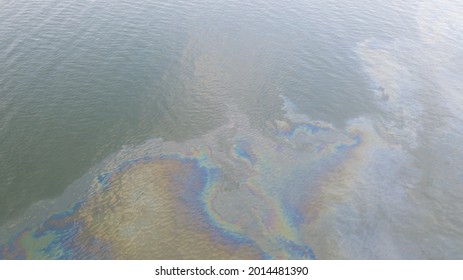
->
[0, 0, 462, 259]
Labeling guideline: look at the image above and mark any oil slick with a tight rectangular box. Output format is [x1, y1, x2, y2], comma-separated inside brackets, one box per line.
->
[0, 92, 422, 259]
[0, 90, 336, 258]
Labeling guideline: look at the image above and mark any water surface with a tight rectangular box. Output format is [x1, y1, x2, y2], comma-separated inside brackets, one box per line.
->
[1, 0, 462, 259]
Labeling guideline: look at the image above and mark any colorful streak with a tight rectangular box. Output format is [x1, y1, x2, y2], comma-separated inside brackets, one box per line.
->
[0, 95, 377, 259]
[1, 153, 264, 259]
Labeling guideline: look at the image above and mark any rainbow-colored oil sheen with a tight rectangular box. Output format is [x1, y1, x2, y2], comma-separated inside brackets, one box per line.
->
[0, 96, 378, 259]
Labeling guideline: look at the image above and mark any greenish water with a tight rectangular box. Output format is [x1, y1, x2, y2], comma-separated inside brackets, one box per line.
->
[1, 0, 462, 259]
[0, 0, 393, 223]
